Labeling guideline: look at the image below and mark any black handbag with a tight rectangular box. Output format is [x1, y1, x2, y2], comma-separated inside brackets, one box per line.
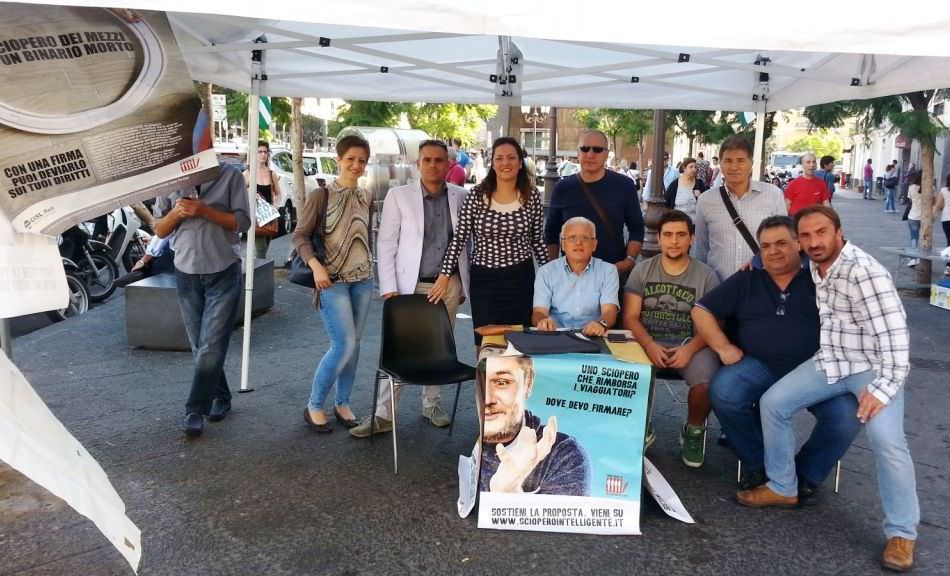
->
[288, 187, 329, 288]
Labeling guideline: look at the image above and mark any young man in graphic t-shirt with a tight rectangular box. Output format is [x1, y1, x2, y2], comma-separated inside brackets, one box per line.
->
[623, 210, 720, 467]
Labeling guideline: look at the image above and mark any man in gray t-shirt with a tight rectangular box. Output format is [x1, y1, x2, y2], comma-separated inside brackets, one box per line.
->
[622, 210, 720, 468]
[154, 165, 250, 437]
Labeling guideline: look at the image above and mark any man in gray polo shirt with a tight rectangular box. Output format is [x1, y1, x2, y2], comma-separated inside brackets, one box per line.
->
[693, 136, 787, 281]
[154, 164, 251, 437]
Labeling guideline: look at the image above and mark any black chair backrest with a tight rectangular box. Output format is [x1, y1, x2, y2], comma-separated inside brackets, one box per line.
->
[380, 294, 459, 368]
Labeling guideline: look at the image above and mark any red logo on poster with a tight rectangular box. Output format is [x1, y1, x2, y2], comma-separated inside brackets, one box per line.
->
[895, 135, 910, 149]
[180, 157, 200, 172]
[605, 475, 628, 495]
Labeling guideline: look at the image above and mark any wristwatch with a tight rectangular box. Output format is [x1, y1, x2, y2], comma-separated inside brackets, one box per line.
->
[598, 319, 610, 329]
[625, 255, 637, 263]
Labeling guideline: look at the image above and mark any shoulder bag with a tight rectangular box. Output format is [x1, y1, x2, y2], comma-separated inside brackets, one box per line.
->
[288, 186, 330, 288]
[719, 186, 759, 254]
[575, 175, 624, 257]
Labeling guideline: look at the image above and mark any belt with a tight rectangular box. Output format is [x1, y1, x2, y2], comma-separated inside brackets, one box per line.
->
[418, 276, 439, 283]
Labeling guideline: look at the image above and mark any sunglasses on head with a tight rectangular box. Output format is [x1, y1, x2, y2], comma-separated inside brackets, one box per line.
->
[579, 145, 607, 154]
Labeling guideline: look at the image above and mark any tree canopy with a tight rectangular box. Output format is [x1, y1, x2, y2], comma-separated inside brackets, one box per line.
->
[330, 101, 496, 143]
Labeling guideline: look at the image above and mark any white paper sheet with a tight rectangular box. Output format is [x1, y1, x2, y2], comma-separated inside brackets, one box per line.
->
[643, 456, 694, 524]
[0, 231, 67, 319]
[0, 350, 142, 572]
[457, 441, 480, 518]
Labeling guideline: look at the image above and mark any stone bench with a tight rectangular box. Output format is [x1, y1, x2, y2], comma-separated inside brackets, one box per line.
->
[125, 258, 275, 350]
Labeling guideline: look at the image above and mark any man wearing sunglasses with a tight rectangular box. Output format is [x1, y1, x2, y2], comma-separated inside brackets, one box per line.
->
[691, 216, 859, 501]
[544, 130, 644, 286]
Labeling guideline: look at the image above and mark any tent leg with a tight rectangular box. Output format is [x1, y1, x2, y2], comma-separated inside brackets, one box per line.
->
[752, 100, 767, 181]
[239, 39, 266, 394]
[1, 318, 11, 359]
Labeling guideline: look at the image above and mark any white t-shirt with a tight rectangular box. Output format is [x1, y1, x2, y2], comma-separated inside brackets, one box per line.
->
[907, 184, 922, 221]
[941, 187, 950, 221]
[674, 181, 697, 216]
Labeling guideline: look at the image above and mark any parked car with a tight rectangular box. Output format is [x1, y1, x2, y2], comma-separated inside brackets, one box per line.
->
[302, 152, 338, 189]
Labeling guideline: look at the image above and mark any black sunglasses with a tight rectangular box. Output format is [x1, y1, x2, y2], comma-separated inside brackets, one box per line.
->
[579, 145, 607, 154]
[776, 292, 789, 316]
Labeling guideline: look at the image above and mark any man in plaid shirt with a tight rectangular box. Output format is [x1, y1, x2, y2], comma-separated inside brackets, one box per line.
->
[737, 206, 919, 572]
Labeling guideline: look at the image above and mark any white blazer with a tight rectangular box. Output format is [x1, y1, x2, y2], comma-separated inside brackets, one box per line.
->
[376, 181, 470, 297]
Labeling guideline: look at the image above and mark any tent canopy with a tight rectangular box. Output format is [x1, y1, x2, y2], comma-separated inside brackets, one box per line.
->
[20, 0, 950, 112]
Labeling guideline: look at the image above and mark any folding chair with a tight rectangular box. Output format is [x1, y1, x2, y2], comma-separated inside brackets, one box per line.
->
[737, 458, 842, 494]
[371, 294, 476, 473]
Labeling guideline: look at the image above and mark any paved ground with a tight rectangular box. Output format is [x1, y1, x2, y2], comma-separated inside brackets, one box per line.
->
[2, 190, 949, 576]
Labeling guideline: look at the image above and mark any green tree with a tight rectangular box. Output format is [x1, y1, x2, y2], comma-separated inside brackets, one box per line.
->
[787, 130, 844, 160]
[804, 90, 949, 283]
[404, 103, 496, 143]
[619, 110, 653, 171]
[574, 109, 653, 163]
[669, 110, 718, 156]
[330, 101, 404, 134]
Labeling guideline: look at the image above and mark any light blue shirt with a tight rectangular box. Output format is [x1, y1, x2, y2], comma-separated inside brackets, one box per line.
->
[533, 256, 619, 329]
[643, 165, 680, 197]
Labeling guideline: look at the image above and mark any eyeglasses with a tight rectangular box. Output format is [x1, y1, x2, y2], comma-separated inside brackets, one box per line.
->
[776, 292, 789, 316]
[579, 146, 607, 154]
[562, 235, 594, 243]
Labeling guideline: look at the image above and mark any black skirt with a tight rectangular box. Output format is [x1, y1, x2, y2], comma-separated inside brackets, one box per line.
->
[469, 259, 535, 344]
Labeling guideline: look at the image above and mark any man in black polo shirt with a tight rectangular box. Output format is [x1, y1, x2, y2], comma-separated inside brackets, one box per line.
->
[691, 216, 860, 497]
[544, 129, 644, 282]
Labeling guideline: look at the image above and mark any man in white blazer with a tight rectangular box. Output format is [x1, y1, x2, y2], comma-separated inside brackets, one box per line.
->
[351, 139, 470, 437]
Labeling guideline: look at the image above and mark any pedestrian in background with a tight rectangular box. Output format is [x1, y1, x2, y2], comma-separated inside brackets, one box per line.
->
[863, 158, 874, 200]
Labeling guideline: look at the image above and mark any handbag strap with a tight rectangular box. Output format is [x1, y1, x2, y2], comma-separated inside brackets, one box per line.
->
[576, 175, 622, 252]
[718, 186, 759, 254]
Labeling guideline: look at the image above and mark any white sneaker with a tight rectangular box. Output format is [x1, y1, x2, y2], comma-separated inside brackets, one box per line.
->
[906, 258, 918, 268]
[422, 405, 451, 428]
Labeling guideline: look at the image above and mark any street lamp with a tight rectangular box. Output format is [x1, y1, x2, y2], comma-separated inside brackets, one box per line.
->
[521, 105, 550, 164]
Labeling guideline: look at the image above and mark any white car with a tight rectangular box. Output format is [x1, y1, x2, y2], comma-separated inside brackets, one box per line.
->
[269, 148, 335, 232]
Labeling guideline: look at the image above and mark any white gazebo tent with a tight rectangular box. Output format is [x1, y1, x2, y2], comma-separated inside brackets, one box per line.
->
[13, 0, 950, 389]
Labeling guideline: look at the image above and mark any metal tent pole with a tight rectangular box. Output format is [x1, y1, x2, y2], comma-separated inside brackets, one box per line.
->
[238, 37, 267, 393]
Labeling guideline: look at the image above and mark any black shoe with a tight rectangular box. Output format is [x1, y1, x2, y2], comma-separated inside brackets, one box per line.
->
[183, 412, 204, 437]
[333, 407, 359, 428]
[798, 480, 821, 507]
[738, 468, 768, 491]
[304, 408, 333, 433]
[209, 398, 231, 422]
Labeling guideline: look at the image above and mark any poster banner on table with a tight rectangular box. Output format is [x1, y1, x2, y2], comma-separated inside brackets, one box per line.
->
[0, 3, 218, 236]
[478, 353, 651, 535]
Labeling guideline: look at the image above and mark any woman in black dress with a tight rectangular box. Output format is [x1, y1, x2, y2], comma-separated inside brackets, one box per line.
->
[431, 137, 548, 344]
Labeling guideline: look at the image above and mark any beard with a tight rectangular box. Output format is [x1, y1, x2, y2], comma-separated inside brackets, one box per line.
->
[483, 410, 524, 444]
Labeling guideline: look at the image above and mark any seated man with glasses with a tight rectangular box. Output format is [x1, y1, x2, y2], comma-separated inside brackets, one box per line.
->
[691, 215, 860, 498]
[532, 216, 619, 337]
[623, 210, 720, 467]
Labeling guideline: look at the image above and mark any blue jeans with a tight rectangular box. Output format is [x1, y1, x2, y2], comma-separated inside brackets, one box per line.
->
[708, 356, 860, 485]
[175, 261, 242, 415]
[864, 179, 874, 198]
[884, 187, 896, 211]
[308, 279, 373, 410]
[761, 358, 919, 539]
[908, 219, 920, 248]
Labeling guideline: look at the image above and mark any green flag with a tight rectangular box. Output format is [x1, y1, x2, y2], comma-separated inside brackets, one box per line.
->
[259, 96, 271, 130]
